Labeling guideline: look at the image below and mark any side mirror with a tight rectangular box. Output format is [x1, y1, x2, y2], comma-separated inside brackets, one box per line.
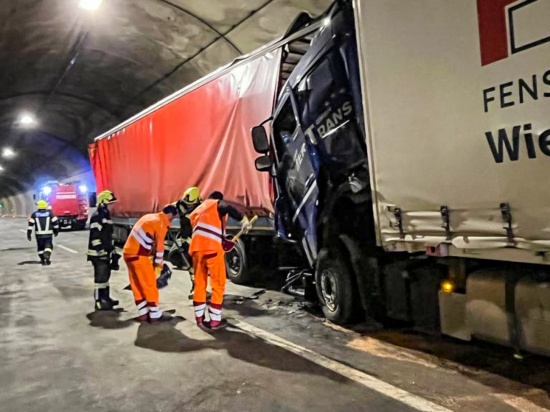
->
[255, 155, 271, 173]
[252, 125, 269, 154]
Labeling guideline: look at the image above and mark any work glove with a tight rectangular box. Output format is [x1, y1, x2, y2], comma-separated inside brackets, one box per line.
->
[155, 265, 163, 277]
[110, 252, 121, 271]
[27, 231, 32, 242]
[240, 216, 253, 233]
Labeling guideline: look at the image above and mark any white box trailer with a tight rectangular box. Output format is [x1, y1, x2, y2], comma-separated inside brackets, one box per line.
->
[355, 0, 550, 262]
[354, 0, 550, 354]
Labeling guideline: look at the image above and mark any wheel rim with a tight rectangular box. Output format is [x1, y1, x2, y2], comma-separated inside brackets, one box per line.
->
[320, 269, 338, 312]
[226, 247, 242, 277]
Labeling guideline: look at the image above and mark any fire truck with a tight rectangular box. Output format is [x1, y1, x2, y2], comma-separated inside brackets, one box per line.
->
[37, 181, 89, 230]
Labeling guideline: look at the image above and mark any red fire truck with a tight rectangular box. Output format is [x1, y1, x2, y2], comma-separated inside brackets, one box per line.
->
[38, 181, 89, 230]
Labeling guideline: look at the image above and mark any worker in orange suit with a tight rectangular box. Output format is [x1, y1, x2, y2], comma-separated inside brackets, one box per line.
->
[123, 204, 178, 322]
[190, 191, 251, 330]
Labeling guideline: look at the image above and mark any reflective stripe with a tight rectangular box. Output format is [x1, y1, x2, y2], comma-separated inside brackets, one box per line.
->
[51, 216, 58, 222]
[155, 259, 163, 265]
[209, 307, 222, 315]
[90, 222, 102, 230]
[44, 248, 52, 253]
[28, 218, 35, 224]
[156, 251, 163, 257]
[136, 301, 147, 309]
[209, 311, 222, 321]
[130, 231, 152, 250]
[91, 239, 102, 246]
[94, 282, 109, 289]
[38, 251, 44, 255]
[87, 249, 107, 256]
[196, 222, 223, 235]
[36, 230, 53, 235]
[192, 229, 222, 243]
[102, 218, 113, 224]
[194, 303, 206, 317]
[138, 307, 149, 316]
[137, 227, 153, 243]
[148, 307, 163, 319]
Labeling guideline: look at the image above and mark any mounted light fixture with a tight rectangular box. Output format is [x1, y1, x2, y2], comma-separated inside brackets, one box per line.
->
[79, 0, 103, 11]
[0, 165, 4, 172]
[19, 113, 36, 127]
[2, 147, 15, 159]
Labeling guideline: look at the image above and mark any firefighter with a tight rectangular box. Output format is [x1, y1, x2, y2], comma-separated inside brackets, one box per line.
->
[190, 191, 251, 330]
[175, 186, 203, 297]
[123, 204, 178, 322]
[87, 190, 120, 311]
[27, 200, 59, 265]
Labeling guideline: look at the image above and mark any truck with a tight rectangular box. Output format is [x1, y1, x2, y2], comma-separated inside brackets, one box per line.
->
[37, 181, 89, 230]
[88, 18, 323, 283]
[251, 0, 550, 356]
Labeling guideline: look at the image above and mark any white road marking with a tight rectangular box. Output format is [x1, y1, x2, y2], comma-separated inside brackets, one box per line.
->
[231, 319, 451, 412]
[57, 244, 79, 254]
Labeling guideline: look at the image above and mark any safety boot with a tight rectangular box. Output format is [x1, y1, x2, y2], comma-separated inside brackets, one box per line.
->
[204, 319, 228, 331]
[105, 287, 119, 306]
[95, 299, 115, 311]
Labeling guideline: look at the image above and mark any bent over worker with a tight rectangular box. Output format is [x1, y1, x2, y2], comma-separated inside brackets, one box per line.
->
[87, 190, 120, 311]
[123, 205, 177, 322]
[27, 200, 59, 265]
[190, 191, 251, 330]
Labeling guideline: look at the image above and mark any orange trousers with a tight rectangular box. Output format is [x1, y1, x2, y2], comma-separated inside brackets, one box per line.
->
[192, 252, 226, 305]
[125, 255, 159, 306]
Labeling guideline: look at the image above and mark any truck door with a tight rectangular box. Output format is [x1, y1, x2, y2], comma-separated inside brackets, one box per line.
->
[272, 92, 319, 264]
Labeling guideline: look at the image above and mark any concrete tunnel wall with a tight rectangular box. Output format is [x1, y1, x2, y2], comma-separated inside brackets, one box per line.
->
[0, 170, 96, 218]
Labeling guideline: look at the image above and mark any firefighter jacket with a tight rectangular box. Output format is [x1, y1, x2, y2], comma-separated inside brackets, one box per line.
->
[122, 212, 170, 268]
[28, 209, 59, 237]
[87, 205, 114, 260]
[176, 200, 199, 239]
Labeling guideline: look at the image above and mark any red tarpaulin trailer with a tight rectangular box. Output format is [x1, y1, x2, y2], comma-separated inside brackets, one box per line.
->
[89, 51, 281, 217]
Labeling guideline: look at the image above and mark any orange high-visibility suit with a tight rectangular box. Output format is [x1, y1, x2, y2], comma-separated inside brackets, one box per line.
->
[189, 199, 229, 326]
[123, 212, 170, 321]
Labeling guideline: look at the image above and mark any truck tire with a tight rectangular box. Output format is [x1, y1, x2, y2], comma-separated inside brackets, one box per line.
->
[315, 248, 355, 325]
[225, 238, 250, 285]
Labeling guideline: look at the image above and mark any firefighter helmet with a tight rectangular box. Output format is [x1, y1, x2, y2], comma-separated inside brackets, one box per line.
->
[97, 190, 117, 205]
[36, 200, 48, 209]
[181, 187, 201, 205]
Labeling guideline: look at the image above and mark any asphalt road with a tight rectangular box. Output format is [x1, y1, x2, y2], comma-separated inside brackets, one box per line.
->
[1, 218, 549, 411]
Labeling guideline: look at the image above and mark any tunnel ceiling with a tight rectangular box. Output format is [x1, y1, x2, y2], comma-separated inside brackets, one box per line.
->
[0, 0, 331, 196]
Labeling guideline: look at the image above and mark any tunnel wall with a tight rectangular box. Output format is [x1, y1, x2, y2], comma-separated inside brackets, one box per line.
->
[0, 170, 96, 218]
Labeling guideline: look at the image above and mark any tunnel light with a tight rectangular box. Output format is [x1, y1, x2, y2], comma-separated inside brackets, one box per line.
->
[19, 113, 36, 127]
[0, 165, 4, 172]
[42, 186, 52, 196]
[2, 147, 15, 159]
[323, 17, 331, 27]
[79, 0, 102, 11]
[79, 184, 88, 194]
[441, 280, 455, 294]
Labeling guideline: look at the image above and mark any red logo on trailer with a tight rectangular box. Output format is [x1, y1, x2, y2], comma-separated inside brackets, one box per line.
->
[477, 0, 550, 65]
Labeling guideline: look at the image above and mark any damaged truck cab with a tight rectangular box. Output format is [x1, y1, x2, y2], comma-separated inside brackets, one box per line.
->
[253, 2, 376, 323]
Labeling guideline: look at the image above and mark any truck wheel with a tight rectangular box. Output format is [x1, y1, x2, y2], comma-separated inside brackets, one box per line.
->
[316, 248, 354, 325]
[225, 238, 250, 285]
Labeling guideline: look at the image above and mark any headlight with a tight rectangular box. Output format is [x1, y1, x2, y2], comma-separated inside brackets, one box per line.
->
[42, 186, 52, 195]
